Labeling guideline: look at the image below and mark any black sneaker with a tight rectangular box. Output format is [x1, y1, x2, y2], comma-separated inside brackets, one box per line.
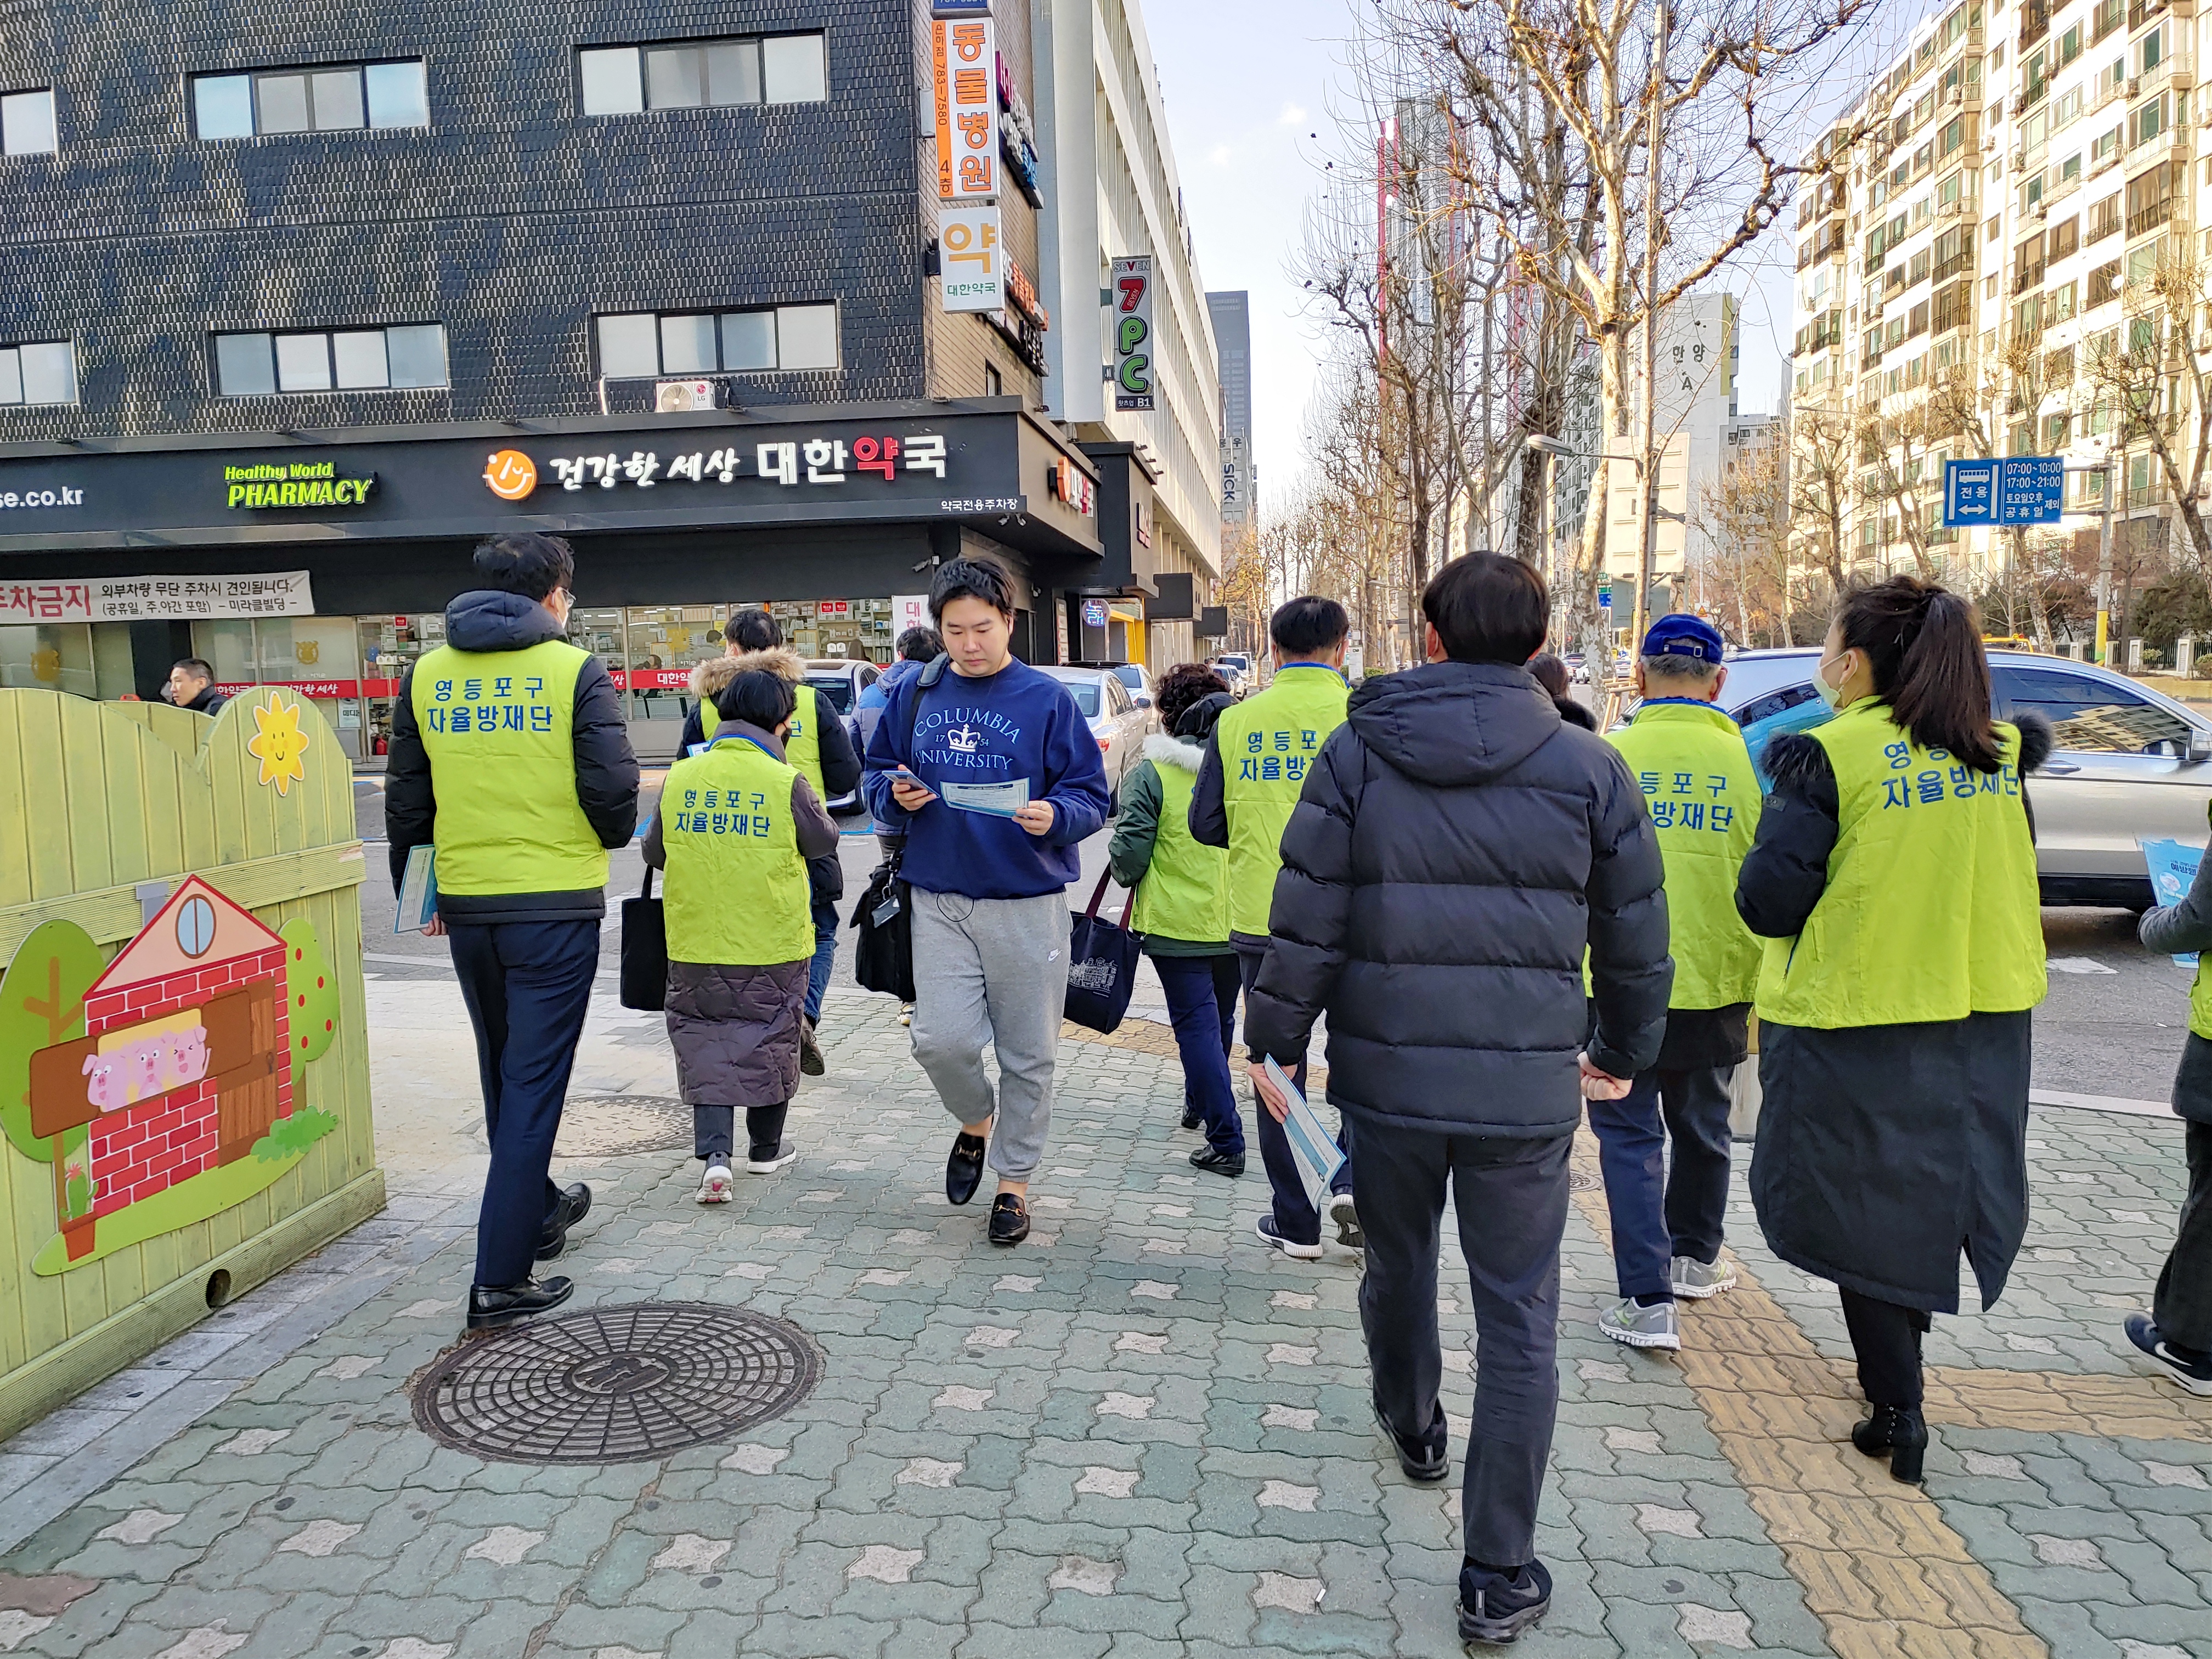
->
[1373, 1398, 1448, 1482]
[1189, 1145, 1245, 1178]
[537, 1182, 592, 1261]
[1458, 1560, 1552, 1645]
[988, 1193, 1030, 1246]
[799, 1018, 826, 1077]
[1180, 1104, 1204, 1130]
[746, 1141, 798, 1174]
[467, 1276, 574, 1331]
[2125, 1312, 2212, 1396]
[946, 1130, 988, 1205]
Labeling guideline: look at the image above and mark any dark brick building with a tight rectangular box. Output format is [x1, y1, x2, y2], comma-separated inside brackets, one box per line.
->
[0, 0, 1120, 758]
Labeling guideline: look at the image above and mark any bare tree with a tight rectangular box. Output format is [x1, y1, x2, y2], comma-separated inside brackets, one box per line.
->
[1788, 401, 1854, 594]
[1694, 421, 1795, 643]
[2085, 245, 2212, 571]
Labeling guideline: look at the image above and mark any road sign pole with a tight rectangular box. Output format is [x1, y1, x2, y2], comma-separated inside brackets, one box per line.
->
[2096, 458, 2115, 666]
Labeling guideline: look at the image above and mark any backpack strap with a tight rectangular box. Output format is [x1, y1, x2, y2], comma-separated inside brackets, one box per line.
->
[903, 653, 950, 761]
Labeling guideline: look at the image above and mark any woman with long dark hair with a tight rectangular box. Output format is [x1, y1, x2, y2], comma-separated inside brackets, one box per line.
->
[1735, 577, 2051, 1482]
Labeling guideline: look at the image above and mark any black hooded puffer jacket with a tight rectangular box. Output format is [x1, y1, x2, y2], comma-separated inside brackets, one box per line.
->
[1242, 661, 1673, 1136]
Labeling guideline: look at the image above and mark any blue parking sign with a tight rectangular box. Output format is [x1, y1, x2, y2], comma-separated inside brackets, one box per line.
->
[1944, 460, 1996, 526]
[1997, 455, 2064, 524]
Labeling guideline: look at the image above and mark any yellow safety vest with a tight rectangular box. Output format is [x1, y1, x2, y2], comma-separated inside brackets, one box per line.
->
[1754, 698, 2046, 1028]
[410, 640, 607, 895]
[1214, 664, 1350, 936]
[703, 681, 826, 800]
[660, 736, 814, 966]
[1607, 700, 1765, 1009]
[1131, 748, 1230, 945]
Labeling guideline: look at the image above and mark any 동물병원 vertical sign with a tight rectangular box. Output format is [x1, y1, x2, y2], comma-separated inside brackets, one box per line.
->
[1111, 256, 1155, 412]
[933, 14, 997, 201]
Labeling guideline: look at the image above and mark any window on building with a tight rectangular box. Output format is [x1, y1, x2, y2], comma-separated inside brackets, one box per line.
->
[2131, 94, 2168, 149]
[595, 304, 839, 377]
[577, 32, 826, 115]
[2049, 278, 2078, 320]
[214, 324, 448, 395]
[193, 61, 428, 138]
[1, 88, 57, 155]
[2139, 25, 2164, 74]
[2092, 0, 2124, 41]
[0, 341, 77, 405]
[2053, 87, 2083, 129]
[1910, 249, 1932, 285]
[2126, 161, 2176, 236]
[2087, 191, 2122, 240]
[2048, 215, 2080, 259]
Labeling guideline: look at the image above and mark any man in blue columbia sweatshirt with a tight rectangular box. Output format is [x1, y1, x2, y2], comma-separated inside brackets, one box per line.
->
[864, 556, 1111, 1247]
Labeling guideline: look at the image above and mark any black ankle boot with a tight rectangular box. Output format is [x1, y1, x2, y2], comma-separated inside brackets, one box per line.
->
[1851, 1404, 1928, 1484]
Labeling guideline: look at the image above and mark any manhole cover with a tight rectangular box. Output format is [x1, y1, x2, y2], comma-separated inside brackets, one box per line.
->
[1569, 1170, 1601, 1192]
[555, 1095, 690, 1158]
[412, 1302, 819, 1464]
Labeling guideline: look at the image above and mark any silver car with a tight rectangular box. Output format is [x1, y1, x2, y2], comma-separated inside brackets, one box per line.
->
[1038, 663, 1152, 808]
[799, 657, 880, 813]
[1718, 648, 2212, 909]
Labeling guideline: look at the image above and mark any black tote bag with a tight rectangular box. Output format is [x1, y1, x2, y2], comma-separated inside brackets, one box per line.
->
[850, 851, 917, 1002]
[619, 866, 668, 1012]
[1064, 870, 1140, 1034]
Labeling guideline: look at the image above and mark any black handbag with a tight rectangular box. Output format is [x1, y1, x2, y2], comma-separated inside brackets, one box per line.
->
[850, 851, 917, 1001]
[849, 654, 946, 1001]
[1064, 869, 1140, 1034]
[619, 866, 668, 1012]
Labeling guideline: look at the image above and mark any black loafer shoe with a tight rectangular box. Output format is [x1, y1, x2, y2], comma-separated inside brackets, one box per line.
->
[1374, 1399, 1449, 1482]
[946, 1131, 988, 1205]
[1189, 1145, 1245, 1178]
[467, 1276, 574, 1330]
[988, 1193, 1030, 1246]
[537, 1182, 592, 1261]
[800, 1018, 826, 1077]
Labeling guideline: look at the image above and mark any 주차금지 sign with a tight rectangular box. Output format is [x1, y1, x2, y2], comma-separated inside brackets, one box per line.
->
[1, 573, 315, 623]
[1944, 456, 2064, 527]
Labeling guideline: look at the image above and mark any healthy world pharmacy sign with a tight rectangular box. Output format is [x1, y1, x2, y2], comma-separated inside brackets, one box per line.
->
[1942, 457, 2065, 527]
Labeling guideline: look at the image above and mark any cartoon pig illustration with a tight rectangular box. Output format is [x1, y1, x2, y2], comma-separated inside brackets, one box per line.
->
[169, 1025, 209, 1087]
[82, 1053, 129, 1112]
[126, 1039, 165, 1103]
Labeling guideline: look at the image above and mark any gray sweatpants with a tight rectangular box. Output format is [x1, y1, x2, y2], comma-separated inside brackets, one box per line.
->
[908, 887, 1068, 1181]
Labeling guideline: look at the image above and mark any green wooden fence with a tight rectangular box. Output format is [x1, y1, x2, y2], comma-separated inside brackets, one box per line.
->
[0, 688, 383, 1439]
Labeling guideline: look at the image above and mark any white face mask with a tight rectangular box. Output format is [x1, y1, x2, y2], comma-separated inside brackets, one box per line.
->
[1813, 650, 1852, 710]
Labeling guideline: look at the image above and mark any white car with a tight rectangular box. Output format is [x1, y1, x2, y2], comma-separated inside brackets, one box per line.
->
[1719, 647, 2212, 909]
[1210, 653, 1253, 698]
[1038, 664, 1152, 808]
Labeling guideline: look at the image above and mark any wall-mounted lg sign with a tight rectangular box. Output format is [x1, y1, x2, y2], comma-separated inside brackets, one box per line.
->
[0, 485, 86, 511]
[223, 460, 377, 510]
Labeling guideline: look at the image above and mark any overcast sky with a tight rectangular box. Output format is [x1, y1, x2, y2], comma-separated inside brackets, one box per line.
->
[1142, 1, 1928, 516]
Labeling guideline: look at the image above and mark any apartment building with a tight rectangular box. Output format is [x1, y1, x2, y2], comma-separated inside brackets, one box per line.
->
[1787, 0, 2191, 587]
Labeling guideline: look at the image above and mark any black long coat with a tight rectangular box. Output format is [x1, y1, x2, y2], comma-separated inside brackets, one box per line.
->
[1736, 717, 2051, 1314]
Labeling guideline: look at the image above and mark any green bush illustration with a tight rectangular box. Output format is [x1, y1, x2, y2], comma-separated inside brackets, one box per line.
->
[253, 1106, 339, 1163]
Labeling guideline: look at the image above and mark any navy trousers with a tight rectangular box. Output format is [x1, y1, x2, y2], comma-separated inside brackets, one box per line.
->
[1153, 953, 1244, 1156]
[448, 918, 600, 1287]
[1235, 940, 1352, 1247]
[1357, 1119, 1570, 1570]
[1585, 1063, 1736, 1302]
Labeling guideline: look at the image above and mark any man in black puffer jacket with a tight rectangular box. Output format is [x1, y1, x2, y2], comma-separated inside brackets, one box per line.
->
[1244, 552, 1671, 1646]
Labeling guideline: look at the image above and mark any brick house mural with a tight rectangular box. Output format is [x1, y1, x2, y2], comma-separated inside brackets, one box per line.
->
[29, 877, 293, 1256]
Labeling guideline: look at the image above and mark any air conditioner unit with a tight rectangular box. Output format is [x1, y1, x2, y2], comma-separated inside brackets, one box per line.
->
[654, 380, 717, 413]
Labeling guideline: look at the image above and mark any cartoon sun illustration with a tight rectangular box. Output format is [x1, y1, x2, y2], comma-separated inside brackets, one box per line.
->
[247, 693, 310, 795]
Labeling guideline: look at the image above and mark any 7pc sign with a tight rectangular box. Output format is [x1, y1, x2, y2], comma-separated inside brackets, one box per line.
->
[1111, 255, 1155, 412]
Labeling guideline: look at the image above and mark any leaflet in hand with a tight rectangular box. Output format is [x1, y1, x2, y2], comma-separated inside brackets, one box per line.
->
[941, 777, 1032, 817]
[396, 844, 439, 934]
[1266, 1057, 1345, 1212]
[2141, 837, 2204, 966]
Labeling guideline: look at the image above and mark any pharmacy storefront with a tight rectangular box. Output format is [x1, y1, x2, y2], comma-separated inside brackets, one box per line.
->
[0, 403, 1104, 761]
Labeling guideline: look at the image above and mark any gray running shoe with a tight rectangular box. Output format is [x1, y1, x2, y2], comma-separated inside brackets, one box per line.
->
[1671, 1255, 1739, 1299]
[1598, 1296, 1680, 1351]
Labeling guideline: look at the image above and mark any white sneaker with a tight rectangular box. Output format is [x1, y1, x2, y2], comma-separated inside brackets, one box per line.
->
[747, 1141, 798, 1174]
[1598, 1296, 1680, 1350]
[1671, 1254, 1738, 1299]
[696, 1164, 734, 1204]
[1254, 1215, 1324, 1261]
